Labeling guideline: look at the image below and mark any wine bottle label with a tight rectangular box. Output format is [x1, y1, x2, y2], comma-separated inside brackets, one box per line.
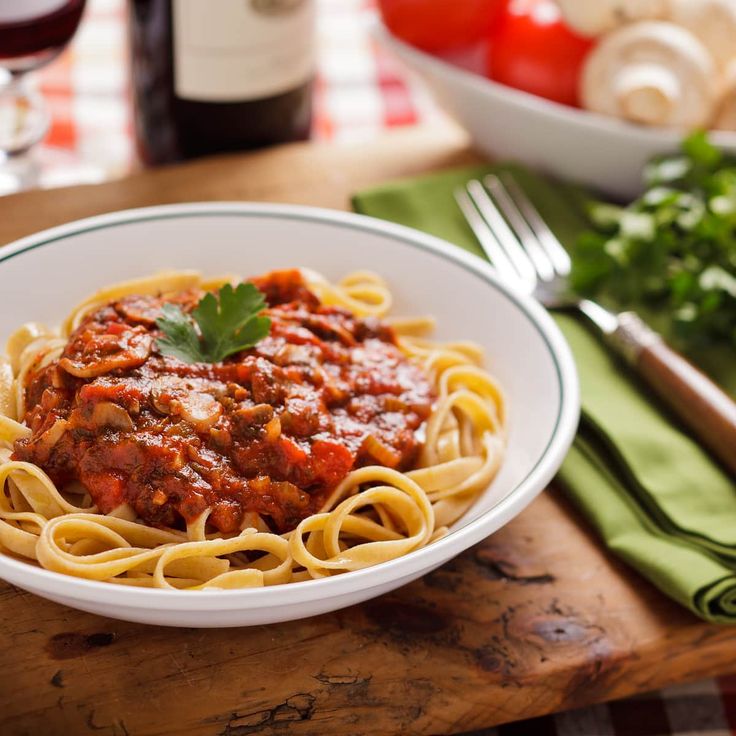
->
[0, 0, 67, 22]
[172, 0, 316, 103]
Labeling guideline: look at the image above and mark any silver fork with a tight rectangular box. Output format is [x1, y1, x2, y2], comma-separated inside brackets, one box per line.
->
[456, 172, 736, 477]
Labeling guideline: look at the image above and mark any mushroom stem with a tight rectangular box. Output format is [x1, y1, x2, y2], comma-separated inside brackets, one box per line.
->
[615, 65, 680, 125]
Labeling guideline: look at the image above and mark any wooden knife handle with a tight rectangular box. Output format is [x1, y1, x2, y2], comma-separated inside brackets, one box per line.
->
[607, 312, 736, 477]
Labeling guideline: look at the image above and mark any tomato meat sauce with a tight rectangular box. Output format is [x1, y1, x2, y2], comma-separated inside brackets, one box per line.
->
[13, 270, 435, 534]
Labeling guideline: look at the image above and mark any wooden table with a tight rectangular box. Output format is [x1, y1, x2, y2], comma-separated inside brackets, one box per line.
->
[2, 126, 735, 736]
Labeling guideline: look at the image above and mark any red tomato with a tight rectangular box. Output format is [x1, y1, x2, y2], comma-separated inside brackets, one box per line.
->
[378, 0, 505, 53]
[486, 0, 594, 107]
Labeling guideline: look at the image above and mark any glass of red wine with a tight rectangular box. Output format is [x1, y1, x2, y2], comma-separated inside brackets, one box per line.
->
[0, 0, 86, 188]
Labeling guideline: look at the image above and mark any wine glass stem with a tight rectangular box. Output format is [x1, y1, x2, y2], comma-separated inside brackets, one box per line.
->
[0, 72, 50, 156]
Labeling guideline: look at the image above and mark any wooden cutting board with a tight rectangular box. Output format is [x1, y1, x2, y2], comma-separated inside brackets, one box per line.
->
[1, 126, 735, 736]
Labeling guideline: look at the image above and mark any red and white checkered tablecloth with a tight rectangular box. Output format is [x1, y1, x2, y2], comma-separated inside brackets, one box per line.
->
[23, 1, 736, 733]
[477, 676, 736, 736]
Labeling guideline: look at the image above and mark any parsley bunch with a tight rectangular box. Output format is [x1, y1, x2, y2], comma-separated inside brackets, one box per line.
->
[572, 132, 736, 351]
[156, 282, 271, 364]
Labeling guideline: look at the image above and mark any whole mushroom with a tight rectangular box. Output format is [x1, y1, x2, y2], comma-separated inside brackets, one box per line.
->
[666, 0, 736, 68]
[715, 59, 736, 130]
[580, 21, 719, 128]
[554, 0, 667, 36]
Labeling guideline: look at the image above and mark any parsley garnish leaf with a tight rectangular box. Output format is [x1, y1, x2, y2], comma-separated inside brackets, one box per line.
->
[156, 303, 206, 363]
[156, 282, 271, 364]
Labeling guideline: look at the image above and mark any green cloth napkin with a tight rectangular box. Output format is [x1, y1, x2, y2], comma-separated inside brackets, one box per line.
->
[352, 164, 736, 623]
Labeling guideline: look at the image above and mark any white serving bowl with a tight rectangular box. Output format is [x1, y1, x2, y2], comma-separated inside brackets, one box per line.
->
[0, 203, 578, 627]
[376, 22, 736, 199]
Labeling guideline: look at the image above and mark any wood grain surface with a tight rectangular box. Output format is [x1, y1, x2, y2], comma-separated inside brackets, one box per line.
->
[1, 126, 735, 736]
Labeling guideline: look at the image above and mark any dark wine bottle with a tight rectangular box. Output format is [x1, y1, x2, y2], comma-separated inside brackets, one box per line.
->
[128, 0, 315, 165]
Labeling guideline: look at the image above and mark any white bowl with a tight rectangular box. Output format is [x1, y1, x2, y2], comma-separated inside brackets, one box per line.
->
[0, 203, 579, 627]
[376, 22, 736, 199]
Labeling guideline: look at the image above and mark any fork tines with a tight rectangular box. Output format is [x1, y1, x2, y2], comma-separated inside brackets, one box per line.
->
[454, 172, 571, 293]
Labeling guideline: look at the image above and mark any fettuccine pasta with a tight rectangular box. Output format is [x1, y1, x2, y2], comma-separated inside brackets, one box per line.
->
[0, 269, 505, 589]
